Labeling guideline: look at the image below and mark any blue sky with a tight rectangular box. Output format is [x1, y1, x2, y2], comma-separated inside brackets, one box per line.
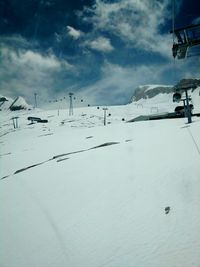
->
[0, 0, 200, 106]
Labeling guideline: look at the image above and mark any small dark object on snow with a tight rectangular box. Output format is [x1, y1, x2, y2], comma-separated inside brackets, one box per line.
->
[28, 117, 41, 122]
[86, 136, 93, 139]
[97, 106, 100, 109]
[38, 119, 48, 123]
[27, 117, 48, 123]
[165, 206, 170, 214]
[108, 113, 111, 116]
[122, 118, 125, 121]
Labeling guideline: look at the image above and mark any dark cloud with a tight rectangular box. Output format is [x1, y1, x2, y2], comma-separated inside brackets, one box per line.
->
[1, 0, 93, 38]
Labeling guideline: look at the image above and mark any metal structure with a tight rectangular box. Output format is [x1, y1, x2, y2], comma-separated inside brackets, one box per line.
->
[69, 92, 74, 116]
[34, 93, 38, 108]
[173, 83, 197, 123]
[102, 108, 108, 126]
[173, 92, 181, 102]
[12, 117, 19, 129]
[171, 23, 200, 59]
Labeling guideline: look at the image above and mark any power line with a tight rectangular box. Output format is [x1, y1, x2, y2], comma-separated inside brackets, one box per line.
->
[186, 126, 200, 158]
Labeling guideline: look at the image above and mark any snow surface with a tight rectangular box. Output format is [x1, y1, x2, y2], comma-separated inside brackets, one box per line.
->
[1, 93, 200, 267]
[135, 87, 200, 114]
[0, 95, 13, 110]
[143, 84, 172, 92]
[0, 95, 32, 110]
[13, 96, 32, 110]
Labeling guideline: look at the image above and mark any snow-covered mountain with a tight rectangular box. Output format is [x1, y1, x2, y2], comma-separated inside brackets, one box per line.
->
[130, 79, 200, 103]
[129, 79, 200, 114]
[130, 84, 174, 102]
[0, 95, 13, 110]
[0, 95, 32, 111]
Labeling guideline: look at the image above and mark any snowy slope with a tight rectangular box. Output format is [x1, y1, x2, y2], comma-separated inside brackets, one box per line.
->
[9, 96, 32, 110]
[0, 95, 32, 111]
[0, 95, 13, 110]
[0, 98, 200, 267]
[144, 84, 172, 92]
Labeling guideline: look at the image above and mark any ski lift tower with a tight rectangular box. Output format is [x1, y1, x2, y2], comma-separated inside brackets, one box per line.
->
[102, 108, 108, 126]
[34, 93, 37, 108]
[173, 82, 197, 123]
[170, 3, 200, 122]
[69, 92, 74, 116]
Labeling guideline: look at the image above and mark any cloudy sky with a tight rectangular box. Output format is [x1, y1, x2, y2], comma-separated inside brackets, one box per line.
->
[0, 0, 200, 106]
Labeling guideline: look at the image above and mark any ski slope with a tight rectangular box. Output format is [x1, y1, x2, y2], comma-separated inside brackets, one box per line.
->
[1, 97, 200, 267]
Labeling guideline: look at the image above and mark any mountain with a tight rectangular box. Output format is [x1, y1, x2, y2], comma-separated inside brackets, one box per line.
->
[129, 79, 200, 114]
[130, 79, 200, 103]
[0, 95, 32, 111]
[130, 84, 173, 102]
[174, 78, 200, 91]
[0, 96, 13, 110]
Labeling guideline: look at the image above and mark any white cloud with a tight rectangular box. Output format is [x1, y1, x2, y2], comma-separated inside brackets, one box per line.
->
[0, 44, 74, 102]
[1, 46, 73, 70]
[78, 58, 200, 105]
[67, 26, 82, 40]
[86, 37, 114, 52]
[80, 61, 167, 104]
[17, 51, 60, 69]
[80, 0, 172, 57]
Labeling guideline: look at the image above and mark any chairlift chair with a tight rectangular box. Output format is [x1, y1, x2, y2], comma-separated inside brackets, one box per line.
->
[173, 92, 182, 102]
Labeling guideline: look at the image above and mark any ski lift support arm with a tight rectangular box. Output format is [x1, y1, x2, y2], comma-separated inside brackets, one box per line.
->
[170, 23, 200, 59]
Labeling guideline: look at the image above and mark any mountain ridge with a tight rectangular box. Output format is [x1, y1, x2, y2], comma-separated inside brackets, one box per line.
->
[0, 95, 32, 111]
[130, 78, 200, 103]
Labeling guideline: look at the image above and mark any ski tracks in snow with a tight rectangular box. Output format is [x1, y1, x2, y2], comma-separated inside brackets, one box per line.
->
[0, 141, 133, 180]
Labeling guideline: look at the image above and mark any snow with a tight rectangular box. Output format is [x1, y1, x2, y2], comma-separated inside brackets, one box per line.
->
[134, 86, 200, 113]
[13, 96, 32, 109]
[0, 95, 32, 110]
[0, 95, 13, 110]
[143, 84, 172, 92]
[1, 93, 200, 267]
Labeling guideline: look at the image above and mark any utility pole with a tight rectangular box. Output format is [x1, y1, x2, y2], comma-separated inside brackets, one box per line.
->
[103, 108, 108, 126]
[69, 92, 74, 116]
[12, 116, 19, 129]
[34, 93, 37, 108]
